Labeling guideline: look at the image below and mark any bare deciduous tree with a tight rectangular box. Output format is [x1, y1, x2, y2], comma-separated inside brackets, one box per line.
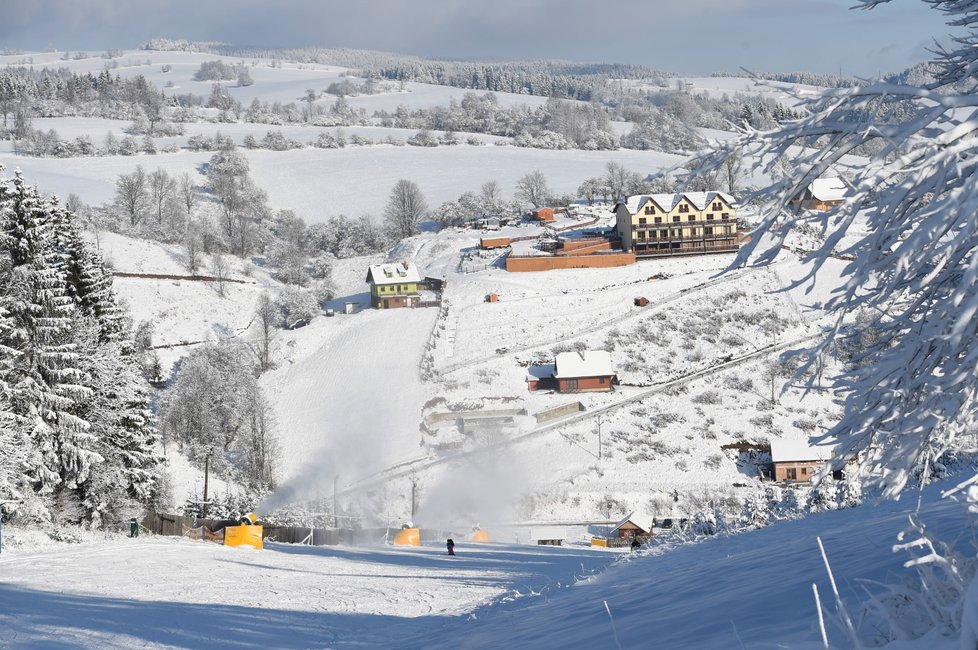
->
[115, 165, 147, 227]
[211, 254, 229, 297]
[384, 179, 428, 240]
[515, 170, 551, 209]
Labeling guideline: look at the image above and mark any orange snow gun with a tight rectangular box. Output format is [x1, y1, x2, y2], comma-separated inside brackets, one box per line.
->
[393, 527, 420, 546]
[224, 512, 263, 550]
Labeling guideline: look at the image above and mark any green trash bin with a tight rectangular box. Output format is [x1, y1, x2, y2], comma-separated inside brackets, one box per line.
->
[130, 518, 138, 538]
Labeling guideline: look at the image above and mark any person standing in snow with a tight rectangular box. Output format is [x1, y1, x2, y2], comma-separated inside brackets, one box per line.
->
[447, 538, 455, 555]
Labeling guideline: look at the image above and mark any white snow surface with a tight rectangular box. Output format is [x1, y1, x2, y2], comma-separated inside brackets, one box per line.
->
[0, 479, 970, 649]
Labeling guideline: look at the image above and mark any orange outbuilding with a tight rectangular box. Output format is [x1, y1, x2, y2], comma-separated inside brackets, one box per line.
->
[533, 207, 555, 222]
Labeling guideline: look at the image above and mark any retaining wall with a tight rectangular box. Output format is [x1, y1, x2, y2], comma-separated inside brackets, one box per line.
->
[506, 252, 635, 272]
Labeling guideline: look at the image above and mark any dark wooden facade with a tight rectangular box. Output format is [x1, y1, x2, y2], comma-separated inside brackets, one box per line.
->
[557, 375, 613, 393]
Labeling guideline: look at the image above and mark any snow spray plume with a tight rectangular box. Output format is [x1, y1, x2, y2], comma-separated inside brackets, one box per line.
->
[259, 374, 407, 514]
[414, 437, 529, 529]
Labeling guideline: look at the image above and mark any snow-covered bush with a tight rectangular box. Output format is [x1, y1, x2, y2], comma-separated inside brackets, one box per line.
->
[274, 287, 319, 327]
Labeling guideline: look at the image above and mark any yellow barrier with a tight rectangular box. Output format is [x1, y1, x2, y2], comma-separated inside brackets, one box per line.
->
[393, 527, 420, 546]
[590, 537, 609, 548]
[470, 529, 489, 542]
[224, 524, 264, 549]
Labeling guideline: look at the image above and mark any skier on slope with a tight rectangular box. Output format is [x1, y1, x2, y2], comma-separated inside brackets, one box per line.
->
[447, 538, 455, 555]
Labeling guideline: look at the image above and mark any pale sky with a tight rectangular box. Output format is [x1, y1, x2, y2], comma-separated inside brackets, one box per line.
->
[0, 0, 955, 76]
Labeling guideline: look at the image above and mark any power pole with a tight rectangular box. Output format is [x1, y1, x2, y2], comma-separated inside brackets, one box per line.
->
[411, 477, 417, 520]
[202, 449, 211, 519]
[596, 414, 604, 460]
[333, 474, 339, 528]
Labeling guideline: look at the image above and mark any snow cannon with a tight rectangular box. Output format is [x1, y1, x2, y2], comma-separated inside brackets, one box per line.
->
[470, 527, 489, 543]
[224, 512, 263, 550]
[393, 525, 420, 546]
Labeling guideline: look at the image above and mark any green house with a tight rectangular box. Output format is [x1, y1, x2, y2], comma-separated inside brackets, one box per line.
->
[366, 262, 422, 309]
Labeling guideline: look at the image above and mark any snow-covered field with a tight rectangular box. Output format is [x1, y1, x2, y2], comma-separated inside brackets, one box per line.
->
[3, 145, 683, 222]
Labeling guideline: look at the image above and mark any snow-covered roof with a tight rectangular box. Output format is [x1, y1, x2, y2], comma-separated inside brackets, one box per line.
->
[527, 364, 556, 381]
[553, 350, 615, 379]
[770, 439, 835, 463]
[611, 512, 655, 534]
[366, 262, 422, 286]
[809, 177, 847, 202]
[621, 191, 736, 215]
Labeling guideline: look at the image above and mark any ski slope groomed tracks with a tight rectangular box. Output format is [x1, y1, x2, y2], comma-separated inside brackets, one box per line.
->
[0, 537, 616, 649]
[262, 307, 438, 481]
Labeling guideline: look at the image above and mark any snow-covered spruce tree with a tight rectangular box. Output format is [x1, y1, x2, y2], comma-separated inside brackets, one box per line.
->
[0, 168, 160, 525]
[0, 171, 99, 502]
[689, 1, 978, 497]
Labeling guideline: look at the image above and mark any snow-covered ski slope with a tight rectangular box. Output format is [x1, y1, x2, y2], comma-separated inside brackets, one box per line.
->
[0, 479, 969, 648]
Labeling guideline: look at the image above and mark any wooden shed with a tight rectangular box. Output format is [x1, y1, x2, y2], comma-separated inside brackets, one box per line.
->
[481, 236, 511, 250]
[533, 207, 555, 222]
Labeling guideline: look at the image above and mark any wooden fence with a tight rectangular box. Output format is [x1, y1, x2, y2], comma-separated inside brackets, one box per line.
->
[142, 513, 391, 547]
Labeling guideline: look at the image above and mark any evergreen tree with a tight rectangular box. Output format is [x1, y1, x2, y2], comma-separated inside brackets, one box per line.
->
[0, 167, 160, 525]
[0, 171, 98, 498]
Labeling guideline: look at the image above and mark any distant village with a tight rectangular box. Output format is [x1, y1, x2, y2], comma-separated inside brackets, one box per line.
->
[358, 179, 850, 525]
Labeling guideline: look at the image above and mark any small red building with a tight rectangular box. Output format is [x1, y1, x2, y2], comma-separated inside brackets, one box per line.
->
[552, 350, 615, 392]
[533, 207, 555, 222]
[770, 439, 835, 482]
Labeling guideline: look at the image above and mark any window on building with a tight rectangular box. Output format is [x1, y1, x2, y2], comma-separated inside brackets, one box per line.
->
[672, 215, 680, 223]
[786, 468, 797, 480]
[599, 377, 607, 384]
[644, 206, 654, 215]
[639, 217, 647, 225]
[712, 202, 721, 211]
[801, 467, 808, 475]
[706, 214, 714, 220]
[565, 378, 579, 390]
[637, 231, 646, 240]
[721, 213, 729, 220]
[679, 203, 689, 213]
[654, 217, 662, 224]
[705, 227, 714, 235]
[688, 215, 695, 222]
[661, 229, 669, 239]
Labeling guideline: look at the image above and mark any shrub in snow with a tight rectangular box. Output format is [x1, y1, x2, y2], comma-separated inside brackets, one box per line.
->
[408, 129, 439, 147]
[692, 389, 721, 405]
[274, 288, 319, 327]
[740, 490, 770, 529]
[313, 132, 345, 149]
[805, 478, 838, 513]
